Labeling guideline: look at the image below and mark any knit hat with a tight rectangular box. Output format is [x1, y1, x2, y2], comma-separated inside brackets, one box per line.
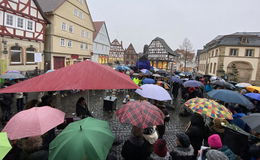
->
[176, 133, 190, 148]
[206, 150, 228, 160]
[208, 134, 223, 149]
[153, 139, 168, 157]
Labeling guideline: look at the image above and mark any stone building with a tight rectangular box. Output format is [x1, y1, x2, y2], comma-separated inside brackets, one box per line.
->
[124, 43, 138, 65]
[108, 39, 124, 65]
[36, 0, 95, 70]
[0, 0, 48, 73]
[147, 37, 178, 70]
[198, 32, 260, 85]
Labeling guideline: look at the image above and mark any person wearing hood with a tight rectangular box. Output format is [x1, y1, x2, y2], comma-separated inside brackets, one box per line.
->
[151, 139, 172, 160]
[185, 113, 205, 158]
[206, 150, 229, 160]
[121, 126, 152, 160]
[170, 133, 194, 160]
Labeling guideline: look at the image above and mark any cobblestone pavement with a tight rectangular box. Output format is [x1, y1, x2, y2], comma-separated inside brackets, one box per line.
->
[1, 90, 190, 160]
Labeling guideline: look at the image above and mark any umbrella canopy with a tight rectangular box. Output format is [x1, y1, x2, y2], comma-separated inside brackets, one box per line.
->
[246, 86, 260, 93]
[0, 132, 12, 160]
[185, 98, 233, 120]
[152, 74, 162, 77]
[208, 89, 255, 110]
[241, 113, 260, 133]
[157, 69, 167, 74]
[0, 60, 138, 93]
[49, 118, 114, 160]
[171, 76, 183, 84]
[212, 80, 235, 90]
[6, 70, 20, 74]
[142, 78, 156, 84]
[46, 70, 55, 73]
[116, 100, 165, 128]
[2, 106, 65, 140]
[183, 80, 204, 88]
[135, 84, 172, 101]
[140, 69, 152, 75]
[0, 72, 25, 79]
[116, 65, 131, 71]
[235, 83, 252, 88]
[244, 93, 260, 101]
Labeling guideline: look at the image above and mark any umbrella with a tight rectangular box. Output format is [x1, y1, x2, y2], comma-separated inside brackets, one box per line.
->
[242, 113, 260, 133]
[152, 74, 162, 77]
[0, 60, 138, 93]
[244, 93, 260, 101]
[6, 70, 20, 74]
[116, 100, 165, 128]
[2, 106, 65, 140]
[0, 72, 25, 79]
[140, 69, 152, 75]
[183, 80, 204, 88]
[46, 70, 55, 73]
[246, 86, 260, 93]
[207, 89, 255, 110]
[49, 117, 114, 160]
[171, 76, 183, 84]
[142, 78, 155, 84]
[185, 98, 233, 120]
[0, 132, 12, 160]
[236, 83, 252, 88]
[116, 66, 131, 71]
[135, 84, 172, 101]
[212, 80, 235, 89]
[157, 69, 167, 74]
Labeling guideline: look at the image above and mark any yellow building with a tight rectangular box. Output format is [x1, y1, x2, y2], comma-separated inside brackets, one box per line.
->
[198, 32, 260, 85]
[36, 0, 94, 70]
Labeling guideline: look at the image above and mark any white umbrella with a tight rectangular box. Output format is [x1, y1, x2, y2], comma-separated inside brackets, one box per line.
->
[135, 84, 172, 101]
[235, 83, 252, 88]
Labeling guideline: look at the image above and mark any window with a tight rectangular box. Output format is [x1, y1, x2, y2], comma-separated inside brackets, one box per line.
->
[6, 14, 14, 26]
[230, 49, 238, 56]
[74, 9, 78, 16]
[60, 39, 65, 46]
[80, 43, 87, 50]
[27, 20, 34, 31]
[245, 49, 254, 57]
[67, 40, 72, 48]
[213, 63, 217, 74]
[10, 46, 22, 64]
[215, 49, 218, 56]
[61, 22, 66, 31]
[26, 47, 35, 63]
[211, 50, 214, 57]
[17, 17, 24, 29]
[68, 25, 73, 33]
[210, 63, 213, 73]
[78, 12, 83, 19]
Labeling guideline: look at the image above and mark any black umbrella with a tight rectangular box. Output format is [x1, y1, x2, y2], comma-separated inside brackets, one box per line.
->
[242, 113, 260, 133]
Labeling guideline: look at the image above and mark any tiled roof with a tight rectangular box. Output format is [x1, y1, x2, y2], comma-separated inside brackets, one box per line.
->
[152, 37, 176, 56]
[93, 21, 104, 40]
[35, 0, 66, 13]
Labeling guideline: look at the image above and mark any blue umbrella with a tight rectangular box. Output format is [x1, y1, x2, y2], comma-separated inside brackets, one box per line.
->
[142, 78, 155, 84]
[208, 89, 255, 110]
[171, 76, 183, 84]
[116, 66, 130, 71]
[140, 69, 152, 76]
[244, 93, 260, 101]
[183, 80, 204, 88]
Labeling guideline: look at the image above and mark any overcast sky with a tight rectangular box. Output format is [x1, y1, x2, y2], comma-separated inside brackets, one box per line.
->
[88, 0, 260, 53]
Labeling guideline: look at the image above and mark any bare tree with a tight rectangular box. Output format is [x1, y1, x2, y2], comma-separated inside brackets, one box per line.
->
[179, 38, 194, 72]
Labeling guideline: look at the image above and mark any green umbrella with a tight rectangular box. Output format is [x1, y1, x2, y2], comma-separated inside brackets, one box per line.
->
[49, 117, 115, 160]
[0, 132, 12, 160]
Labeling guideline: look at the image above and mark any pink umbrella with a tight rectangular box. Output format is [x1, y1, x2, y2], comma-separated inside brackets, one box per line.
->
[2, 106, 65, 140]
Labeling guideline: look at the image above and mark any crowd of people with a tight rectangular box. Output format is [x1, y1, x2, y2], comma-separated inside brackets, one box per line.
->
[0, 69, 260, 160]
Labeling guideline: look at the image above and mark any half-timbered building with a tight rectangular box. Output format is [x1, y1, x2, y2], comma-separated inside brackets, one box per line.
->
[147, 37, 178, 70]
[124, 43, 138, 65]
[109, 39, 124, 65]
[0, 0, 48, 74]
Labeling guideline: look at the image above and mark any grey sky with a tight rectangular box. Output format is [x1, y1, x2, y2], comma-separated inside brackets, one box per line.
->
[88, 0, 260, 53]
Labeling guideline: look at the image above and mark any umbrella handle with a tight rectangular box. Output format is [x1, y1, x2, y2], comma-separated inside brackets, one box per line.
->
[185, 121, 191, 132]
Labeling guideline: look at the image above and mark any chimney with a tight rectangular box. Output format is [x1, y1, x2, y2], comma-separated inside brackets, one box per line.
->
[121, 41, 123, 46]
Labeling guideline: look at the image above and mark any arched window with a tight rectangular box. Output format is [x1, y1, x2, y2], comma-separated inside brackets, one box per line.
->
[26, 47, 35, 63]
[10, 46, 22, 64]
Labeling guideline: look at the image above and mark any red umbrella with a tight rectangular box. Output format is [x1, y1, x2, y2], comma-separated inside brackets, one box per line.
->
[116, 100, 165, 128]
[0, 60, 138, 93]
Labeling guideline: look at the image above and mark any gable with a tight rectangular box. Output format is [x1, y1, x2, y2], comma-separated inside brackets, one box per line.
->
[94, 23, 110, 45]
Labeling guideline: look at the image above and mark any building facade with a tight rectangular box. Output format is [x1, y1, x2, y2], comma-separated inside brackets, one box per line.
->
[92, 21, 110, 64]
[198, 32, 260, 85]
[109, 39, 124, 65]
[124, 43, 138, 65]
[36, 0, 94, 70]
[0, 0, 48, 74]
[147, 37, 177, 70]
